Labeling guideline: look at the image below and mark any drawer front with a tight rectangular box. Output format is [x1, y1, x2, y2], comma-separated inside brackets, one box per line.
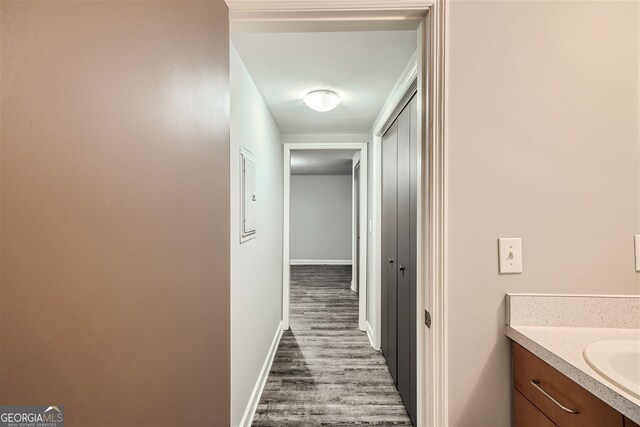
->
[513, 343, 623, 427]
[515, 389, 557, 427]
[625, 417, 640, 427]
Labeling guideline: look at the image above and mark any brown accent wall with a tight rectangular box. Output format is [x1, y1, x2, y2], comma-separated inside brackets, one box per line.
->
[0, 1, 230, 426]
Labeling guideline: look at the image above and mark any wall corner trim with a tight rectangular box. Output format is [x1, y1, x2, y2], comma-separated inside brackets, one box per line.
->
[238, 321, 283, 427]
[366, 321, 379, 350]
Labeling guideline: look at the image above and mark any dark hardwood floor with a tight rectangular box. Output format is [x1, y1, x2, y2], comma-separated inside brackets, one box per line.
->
[252, 265, 411, 426]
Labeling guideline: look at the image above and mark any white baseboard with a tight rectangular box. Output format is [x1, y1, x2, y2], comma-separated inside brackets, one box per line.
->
[366, 320, 379, 350]
[238, 320, 283, 427]
[290, 259, 352, 265]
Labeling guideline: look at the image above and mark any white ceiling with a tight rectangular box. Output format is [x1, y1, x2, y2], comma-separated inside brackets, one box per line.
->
[232, 30, 417, 134]
[291, 149, 357, 175]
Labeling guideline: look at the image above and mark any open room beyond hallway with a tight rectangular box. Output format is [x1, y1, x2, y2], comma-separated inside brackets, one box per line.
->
[254, 265, 411, 426]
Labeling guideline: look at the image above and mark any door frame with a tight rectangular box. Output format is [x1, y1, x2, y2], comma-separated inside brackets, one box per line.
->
[351, 151, 361, 293]
[227, 1, 448, 426]
[283, 142, 368, 333]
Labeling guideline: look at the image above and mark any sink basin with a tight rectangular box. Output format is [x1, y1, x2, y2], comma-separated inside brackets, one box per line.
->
[584, 339, 640, 399]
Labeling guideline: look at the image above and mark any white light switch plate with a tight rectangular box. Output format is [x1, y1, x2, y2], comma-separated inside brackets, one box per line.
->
[635, 235, 640, 272]
[498, 238, 523, 274]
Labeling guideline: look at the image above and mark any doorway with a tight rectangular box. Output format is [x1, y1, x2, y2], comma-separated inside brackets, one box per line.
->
[228, 2, 448, 425]
[283, 143, 368, 332]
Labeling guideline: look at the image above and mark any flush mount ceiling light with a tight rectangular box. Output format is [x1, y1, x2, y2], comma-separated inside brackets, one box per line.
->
[302, 90, 341, 112]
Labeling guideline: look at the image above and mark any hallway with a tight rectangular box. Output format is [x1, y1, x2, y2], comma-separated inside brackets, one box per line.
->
[253, 265, 411, 426]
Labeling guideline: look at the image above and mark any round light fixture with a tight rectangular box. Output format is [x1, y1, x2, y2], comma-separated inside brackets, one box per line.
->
[302, 90, 341, 112]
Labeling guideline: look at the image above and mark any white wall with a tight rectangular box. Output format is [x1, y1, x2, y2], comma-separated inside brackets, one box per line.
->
[290, 175, 352, 262]
[230, 44, 284, 426]
[283, 134, 369, 144]
[445, 1, 640, 425]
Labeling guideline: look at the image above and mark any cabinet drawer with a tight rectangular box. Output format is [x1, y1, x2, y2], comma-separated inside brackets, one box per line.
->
[513, 343, 623, 426]
[514, 389, 557, 427]
[625, 416, 640, 427]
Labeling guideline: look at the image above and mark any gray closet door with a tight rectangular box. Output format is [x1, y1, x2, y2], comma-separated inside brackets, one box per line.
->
[381, 93, 418, 426]
[381, 120, 398, 383]
[396, 98, 412, 419]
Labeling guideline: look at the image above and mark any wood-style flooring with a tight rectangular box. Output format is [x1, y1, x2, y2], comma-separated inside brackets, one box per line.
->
[253, 265, 411, 426]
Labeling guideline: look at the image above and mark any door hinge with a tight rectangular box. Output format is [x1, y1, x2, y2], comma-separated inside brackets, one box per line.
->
[425, 310, 432, 328]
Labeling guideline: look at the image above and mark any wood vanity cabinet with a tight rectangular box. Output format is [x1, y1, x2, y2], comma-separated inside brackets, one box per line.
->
[512, 342, 639, 427]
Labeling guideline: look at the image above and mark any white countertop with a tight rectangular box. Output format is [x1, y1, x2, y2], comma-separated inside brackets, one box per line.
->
[506, 325, 640, 423]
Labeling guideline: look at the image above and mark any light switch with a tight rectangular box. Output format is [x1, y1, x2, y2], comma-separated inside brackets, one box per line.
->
[498, 238, 523, 274]
[368, 219, 372, 233]
[635, 235, 640, 272]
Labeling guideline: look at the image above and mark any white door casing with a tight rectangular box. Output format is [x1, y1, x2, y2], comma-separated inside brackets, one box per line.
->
[283, 142, 368, 333]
